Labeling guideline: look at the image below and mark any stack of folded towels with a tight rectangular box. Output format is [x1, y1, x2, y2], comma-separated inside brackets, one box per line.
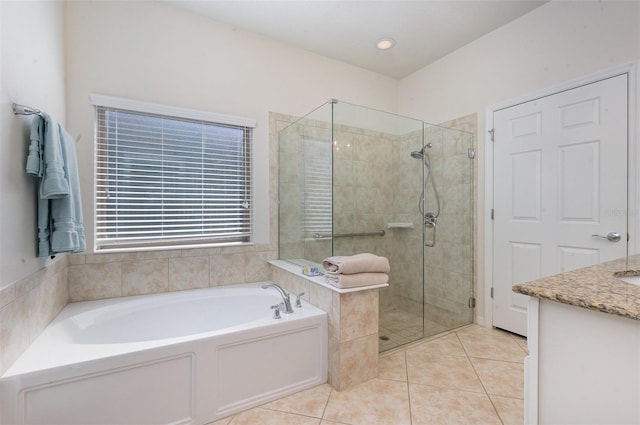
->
[322, 253, 390, 289]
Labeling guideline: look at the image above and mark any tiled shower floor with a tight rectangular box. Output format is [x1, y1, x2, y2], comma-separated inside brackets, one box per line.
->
[208, 324, 527, 425]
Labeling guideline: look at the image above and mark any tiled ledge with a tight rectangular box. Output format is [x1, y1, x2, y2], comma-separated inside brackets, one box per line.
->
[269, 260, 383, 391]
[268, 260, 389, 293]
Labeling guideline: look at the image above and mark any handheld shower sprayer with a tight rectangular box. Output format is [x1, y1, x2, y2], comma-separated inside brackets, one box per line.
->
[410, 142, 440, 247]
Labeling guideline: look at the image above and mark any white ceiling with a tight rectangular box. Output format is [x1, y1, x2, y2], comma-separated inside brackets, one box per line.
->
[166, 0, 548, 79]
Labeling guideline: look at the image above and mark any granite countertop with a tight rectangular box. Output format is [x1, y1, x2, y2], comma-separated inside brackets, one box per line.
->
[512, 254, 640, 320]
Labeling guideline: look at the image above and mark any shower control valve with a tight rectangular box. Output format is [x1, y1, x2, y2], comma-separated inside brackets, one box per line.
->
[424, 213, 438, 227]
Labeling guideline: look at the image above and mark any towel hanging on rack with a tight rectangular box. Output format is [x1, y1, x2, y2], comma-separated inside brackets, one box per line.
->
[25, 112, 85, 257]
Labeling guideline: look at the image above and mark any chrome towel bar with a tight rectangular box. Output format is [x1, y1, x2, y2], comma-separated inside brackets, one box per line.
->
[12, 103, 41, 116]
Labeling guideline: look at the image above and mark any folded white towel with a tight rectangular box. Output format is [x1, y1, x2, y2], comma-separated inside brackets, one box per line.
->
[322, 253, 390, 275]
[325, 272, 389, 289]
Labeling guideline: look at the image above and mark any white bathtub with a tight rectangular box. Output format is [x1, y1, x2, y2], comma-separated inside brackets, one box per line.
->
[0, 283, 328, 425]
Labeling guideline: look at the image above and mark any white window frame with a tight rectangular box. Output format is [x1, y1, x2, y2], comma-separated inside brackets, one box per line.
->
[91, 94, 256, 252]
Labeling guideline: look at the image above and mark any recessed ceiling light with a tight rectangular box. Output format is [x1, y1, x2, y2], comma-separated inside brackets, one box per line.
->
[376, 37, 396, 50]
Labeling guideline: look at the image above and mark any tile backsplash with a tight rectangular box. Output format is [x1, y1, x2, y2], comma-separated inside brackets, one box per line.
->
[0, 257, 68, 375]
[68, 245, 277, 302]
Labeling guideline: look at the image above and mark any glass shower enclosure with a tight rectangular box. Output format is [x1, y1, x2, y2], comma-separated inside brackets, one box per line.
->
[278, 100, 474, 352]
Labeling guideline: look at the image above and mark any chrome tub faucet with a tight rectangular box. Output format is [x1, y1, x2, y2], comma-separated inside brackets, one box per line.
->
[262, 283, 294, 314]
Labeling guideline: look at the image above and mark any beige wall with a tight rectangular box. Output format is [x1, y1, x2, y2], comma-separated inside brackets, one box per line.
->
[65, 0, 398, 250]
[398, 0, 640, 325]
[0, 1, 67, 287]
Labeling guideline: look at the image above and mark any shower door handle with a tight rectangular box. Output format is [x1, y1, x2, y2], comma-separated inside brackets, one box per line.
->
[425, 222, 436, 247]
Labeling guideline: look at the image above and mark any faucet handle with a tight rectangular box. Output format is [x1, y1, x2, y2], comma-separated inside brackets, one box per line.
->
[295, 292, 305, 308]
[270, 304, 281, 319]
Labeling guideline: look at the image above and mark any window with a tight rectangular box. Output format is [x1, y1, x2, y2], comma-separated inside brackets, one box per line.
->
[92, 95, 255, 251]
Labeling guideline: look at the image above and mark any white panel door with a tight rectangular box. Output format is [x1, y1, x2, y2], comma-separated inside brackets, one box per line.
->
[493, 74, 628, 336]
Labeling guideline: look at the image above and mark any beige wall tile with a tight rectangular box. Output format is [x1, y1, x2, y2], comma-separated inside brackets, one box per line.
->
[338, 333, 378, 390]
[340, 290, 378, 342]
[210, 253, 246, 286]
[85, 252, 129, 263]
[68, 253, 86, 265]
[68, 262, 122, 301]
[0, 284, 16, 309]
[0, 258, 70, 375]
[309, 284, 336, 331]
[180, 247, 221, 257]
[245, 251, 274, 283]
[0, 294, 31, 374]
[14, 269, 43, 298]
[328, 335, 340, 389]
[122, 259, 169, 296]
[169, 256, 209, 291]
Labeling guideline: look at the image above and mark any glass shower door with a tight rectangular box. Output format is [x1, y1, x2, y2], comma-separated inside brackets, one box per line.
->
[330, 101, 426, 352]
[422, 125, 475, 337]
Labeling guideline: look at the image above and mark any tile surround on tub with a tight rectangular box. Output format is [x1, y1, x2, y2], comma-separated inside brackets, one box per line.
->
[269, 261, 382, 391]
[67, 246, 277, 302]
[0, 256, 68, 375]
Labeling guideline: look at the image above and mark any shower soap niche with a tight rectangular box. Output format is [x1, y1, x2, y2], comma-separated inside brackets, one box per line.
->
[387, 223, 414, 229]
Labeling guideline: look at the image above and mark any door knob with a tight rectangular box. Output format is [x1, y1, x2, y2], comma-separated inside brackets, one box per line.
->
[592, 232, 622, 242]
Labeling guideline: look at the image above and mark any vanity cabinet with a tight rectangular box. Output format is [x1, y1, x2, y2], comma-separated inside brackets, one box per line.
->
[525, 297, 640, 425]
[513, 255, 640, 425]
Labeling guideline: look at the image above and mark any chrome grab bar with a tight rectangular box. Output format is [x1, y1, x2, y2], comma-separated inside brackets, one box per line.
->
[313, 230, 386, 240]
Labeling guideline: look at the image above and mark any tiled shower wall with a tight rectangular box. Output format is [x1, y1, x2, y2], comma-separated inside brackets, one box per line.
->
[277, 110, 477, 336]
[277, 114, 424, 306]
[277, 112, 425, 340]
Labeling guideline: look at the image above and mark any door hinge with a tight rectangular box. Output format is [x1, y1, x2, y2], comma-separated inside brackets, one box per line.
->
[491, 209, 494, 220]
[488, 128, 495, 142]
[490, 287, 494, 298]
[468, 148, 476, 159]
[468, 297, 476, 308]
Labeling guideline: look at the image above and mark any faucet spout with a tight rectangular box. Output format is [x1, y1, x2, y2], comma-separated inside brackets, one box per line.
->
[261, 283, 294, 314]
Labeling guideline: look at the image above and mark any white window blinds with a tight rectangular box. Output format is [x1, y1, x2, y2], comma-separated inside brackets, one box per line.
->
[92, 96, 254, 251]
[303, 139, 332, 238]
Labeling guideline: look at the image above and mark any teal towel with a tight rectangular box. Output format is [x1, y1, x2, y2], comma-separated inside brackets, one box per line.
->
[40, 113, 70, 199]
[27, 114, 85, 257]
[26, 118, 44, 177]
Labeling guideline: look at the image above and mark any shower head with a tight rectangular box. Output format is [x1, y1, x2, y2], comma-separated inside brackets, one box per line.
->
[410, 143, 432, 159]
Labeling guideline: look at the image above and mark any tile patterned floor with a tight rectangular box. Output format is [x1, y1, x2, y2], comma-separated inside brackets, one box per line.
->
[378, 309, 450, 352]
[209, 324, 527, 425]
